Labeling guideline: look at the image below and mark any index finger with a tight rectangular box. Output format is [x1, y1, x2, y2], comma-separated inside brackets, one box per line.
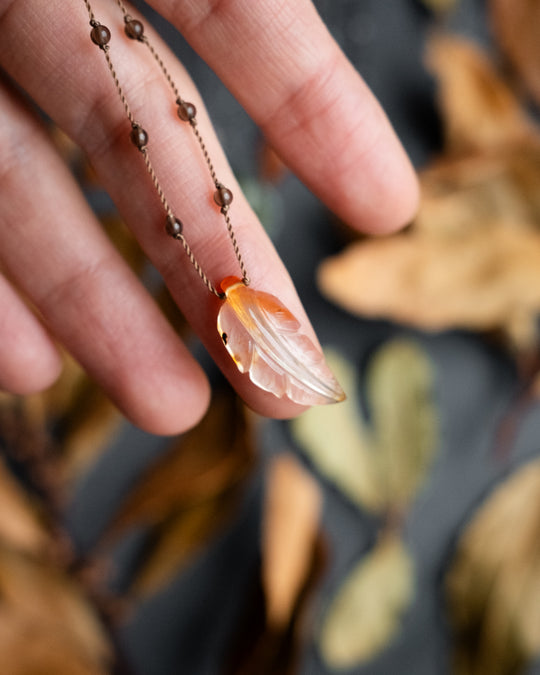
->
[150, 0, 419, 233]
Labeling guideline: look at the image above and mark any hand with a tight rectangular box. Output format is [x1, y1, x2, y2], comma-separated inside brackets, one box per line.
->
[0, 0, 418, 434]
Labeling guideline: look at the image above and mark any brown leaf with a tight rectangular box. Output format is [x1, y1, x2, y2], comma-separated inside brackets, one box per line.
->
[318, 36, 540, 351]
[107, 391, 254, 536]
[490, 0, 540, 108]
[446, 459, 540, 674]
[58, 384, 123, 486]
[129, 493, 238, 597]
[319, 223, 540, 349]
[104, 390, 255, 596]
[419, 0, 459, 13]
[426, 35, 534, 154]
[0, 457, 51, 556]
[0, 545, 112, 671]
[320, 534, 414, 669]
[0, 609, 109, 675]
[262, 453, 322, 630]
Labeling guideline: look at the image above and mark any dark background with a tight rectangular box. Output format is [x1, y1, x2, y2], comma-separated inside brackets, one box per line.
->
[66, 1, 540, 673]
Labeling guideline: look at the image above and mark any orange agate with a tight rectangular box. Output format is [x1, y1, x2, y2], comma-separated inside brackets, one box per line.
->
[217, 279, 345, 406]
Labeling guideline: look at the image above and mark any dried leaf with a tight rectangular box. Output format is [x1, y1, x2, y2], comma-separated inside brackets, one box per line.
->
[262, 453, 322, 629]
[107, 391, 253, 536]
[490, 0, 540, 108]
[447, 459, 540, 675]
[320, 534, 414, 669]
[319, 36, 540, 352]
[0, 609, 108, 675]
[0, 545, 111, 671]
[319, 224, 540, 349]
[58, 385, 123, 486]
[292, 344, 437, 514]
[129, 494, 237, 597]
[419, 0, 459, 13]
[107, 390, 255, 596]
[426, 35, 534, 154]
[367, 340, 437, 512]
[0, 457, 51, 556]
[291, 350, 383, 511]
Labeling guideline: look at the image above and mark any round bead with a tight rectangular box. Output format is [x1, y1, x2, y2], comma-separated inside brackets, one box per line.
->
[125, 19, 144, 40]
[130, 124, 148, 150]
[90, 24, 111, 47]
[214, 185, 233, 208]
[176, 100, 197, 122]
[166, 215, 183, 238]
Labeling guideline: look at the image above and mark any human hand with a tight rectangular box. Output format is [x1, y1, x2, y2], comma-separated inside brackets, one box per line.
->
[0, 0, 418, 434]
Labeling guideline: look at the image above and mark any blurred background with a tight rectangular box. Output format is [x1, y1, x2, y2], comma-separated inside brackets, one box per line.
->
[3, 0, 540, 673]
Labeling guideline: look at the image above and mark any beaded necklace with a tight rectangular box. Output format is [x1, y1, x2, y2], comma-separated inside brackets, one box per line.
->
[83, 0, 345, 406]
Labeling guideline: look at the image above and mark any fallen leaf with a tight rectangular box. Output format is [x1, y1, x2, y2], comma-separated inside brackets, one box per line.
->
[224, 456, 326, 675]
[0, 457, 51, 556]
[319, 36, 540, 352]
[0, 545, 111, 671]
[107, 391, 253, 536]
[105, 390, 255, 596]
[292, 344, 437, 515]
[291, 350, 382, 511]
[366, 340, 438, 513]
[57, 384, 123, 487]
[262, 453, 322, 629]
[426, 35, 534, 154]
[319, 534, 414, 669]
[446, 459, 540, 675]
[319, 226, 540, 348]
[128, 494, 238, 597]
[490, 0, 540, 108]
[0, 608, 109, 675]
[419, 0, 459, 13]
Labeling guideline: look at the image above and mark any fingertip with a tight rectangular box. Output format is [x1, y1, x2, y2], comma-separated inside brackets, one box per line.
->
[117, 359, 212, 437]
[0, 336, 63, 396]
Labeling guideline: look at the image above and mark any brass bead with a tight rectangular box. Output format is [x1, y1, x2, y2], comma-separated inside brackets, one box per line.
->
[214, 185, 233, 208]
[166, 215, 183, 238]
[176, 100, 197, 122]
[90, 24, 111, 48]
[125, 18, 144, 40]
[130, 124, 148, 150]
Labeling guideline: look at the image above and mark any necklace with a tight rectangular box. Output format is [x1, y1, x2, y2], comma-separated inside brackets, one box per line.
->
[82, 0, 345, 406]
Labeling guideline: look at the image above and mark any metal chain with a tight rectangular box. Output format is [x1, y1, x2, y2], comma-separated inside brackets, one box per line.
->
[82, 0, 251, 297]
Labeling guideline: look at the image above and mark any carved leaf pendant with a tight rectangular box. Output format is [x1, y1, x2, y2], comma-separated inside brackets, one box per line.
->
[217, 277, 346, 406]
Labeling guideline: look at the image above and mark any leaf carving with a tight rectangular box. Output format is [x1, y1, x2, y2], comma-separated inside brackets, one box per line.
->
[218, 278, 345, 406]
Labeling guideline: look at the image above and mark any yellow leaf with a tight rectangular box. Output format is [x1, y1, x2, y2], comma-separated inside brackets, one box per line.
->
[320, 535, 414, 669]
[367, 340, 438, 511]
[291, 350, 383, 511]
[447, 459, 540, 674]
[262, 453, 322, 629]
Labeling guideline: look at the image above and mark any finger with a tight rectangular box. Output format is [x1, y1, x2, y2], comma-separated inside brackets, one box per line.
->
[149, 0, 420, 234]
[0, 78, 210, 435]
[0, 272, 61, 395]
[0, 0, 320, 418]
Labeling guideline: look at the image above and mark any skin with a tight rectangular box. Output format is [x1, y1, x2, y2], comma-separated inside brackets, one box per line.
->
[0, 0, 419, 434]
